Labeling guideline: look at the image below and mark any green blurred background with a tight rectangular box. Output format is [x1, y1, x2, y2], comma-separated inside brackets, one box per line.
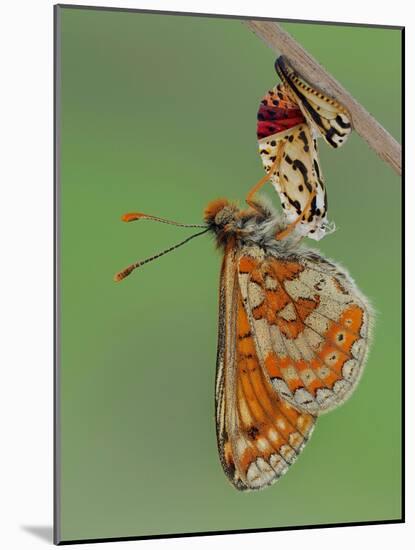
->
[57, 6, 402, 542]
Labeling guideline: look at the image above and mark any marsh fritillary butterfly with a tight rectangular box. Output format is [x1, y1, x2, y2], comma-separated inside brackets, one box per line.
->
[114, 197, 372, 490]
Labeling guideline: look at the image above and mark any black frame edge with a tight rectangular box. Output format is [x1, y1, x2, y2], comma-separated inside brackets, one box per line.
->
[400, 25, 405, 524]
[55, 3, 404, 30]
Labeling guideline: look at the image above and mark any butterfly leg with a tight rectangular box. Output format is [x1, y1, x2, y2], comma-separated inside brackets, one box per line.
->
[275, 189, 317, 240]
[246, 155, 281, 212]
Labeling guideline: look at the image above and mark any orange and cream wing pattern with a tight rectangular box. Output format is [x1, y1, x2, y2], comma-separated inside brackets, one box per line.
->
[216, 247, 316, 491]
[237, 247, 372, 416]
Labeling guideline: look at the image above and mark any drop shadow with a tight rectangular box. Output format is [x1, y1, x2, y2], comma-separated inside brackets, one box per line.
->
[21, 525, 53, 543]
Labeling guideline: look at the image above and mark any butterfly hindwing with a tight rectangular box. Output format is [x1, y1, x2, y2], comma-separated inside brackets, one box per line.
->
[236, 246, 372, 415]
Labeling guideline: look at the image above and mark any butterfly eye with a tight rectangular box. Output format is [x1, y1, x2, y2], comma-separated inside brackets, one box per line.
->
[215, 206, 237, 227]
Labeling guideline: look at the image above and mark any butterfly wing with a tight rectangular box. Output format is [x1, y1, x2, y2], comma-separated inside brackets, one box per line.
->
[216, 244, 316, 491]
[215, 243, 243, 488]
[258, 123, 330, 240]
[275, 56, 352, 149]
[238, 247, 372, 415]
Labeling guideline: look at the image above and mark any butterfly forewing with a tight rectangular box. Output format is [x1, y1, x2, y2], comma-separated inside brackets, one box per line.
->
[215, 243, 243, 488]
[216, 245, 316, 491]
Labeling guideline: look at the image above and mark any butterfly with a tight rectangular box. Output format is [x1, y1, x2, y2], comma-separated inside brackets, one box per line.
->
[251, 56, 352, 241]
[114, 197, 372, 491]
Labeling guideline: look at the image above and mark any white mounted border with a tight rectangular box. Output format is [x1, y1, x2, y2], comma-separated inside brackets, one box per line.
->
[0, 1, 411, 549]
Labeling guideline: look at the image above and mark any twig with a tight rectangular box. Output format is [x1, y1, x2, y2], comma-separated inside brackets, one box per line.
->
[245, 20, 401, 176]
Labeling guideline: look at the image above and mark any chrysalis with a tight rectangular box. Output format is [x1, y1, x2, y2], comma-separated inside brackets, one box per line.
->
[256, 56, 352, 241]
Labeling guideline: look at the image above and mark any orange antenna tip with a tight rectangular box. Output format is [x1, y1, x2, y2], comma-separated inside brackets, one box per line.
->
[119, 211, 206, 228]
[113, 265, 135, 282]
[121, 212, 145, 223]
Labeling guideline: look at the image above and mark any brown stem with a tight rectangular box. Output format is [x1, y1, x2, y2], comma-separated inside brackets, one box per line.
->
[245, 20, 402, 176]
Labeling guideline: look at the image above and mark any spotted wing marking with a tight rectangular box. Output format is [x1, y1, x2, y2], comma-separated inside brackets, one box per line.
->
[237, 249, 372, 415]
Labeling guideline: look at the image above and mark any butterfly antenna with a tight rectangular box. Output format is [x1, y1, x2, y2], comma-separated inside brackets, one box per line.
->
[121, 211, 206, 229]
[114, 228, 210, 282]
